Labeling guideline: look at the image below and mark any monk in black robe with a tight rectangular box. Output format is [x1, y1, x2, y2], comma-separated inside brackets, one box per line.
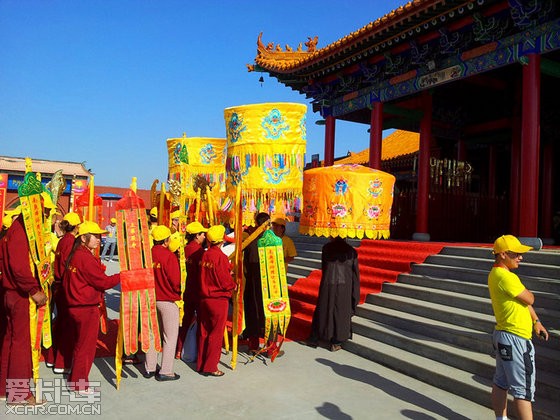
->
[308, 236, 360, 351]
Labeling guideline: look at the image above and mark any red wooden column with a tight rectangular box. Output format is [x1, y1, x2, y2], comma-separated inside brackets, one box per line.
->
[518, 53, 541, 239]
[457, 139, 466, 162]
[488, 145, 496, 197]
[540, 141, 553, 241]
[369, 102, 383, 169]
[324, 116, 336, 167]
[510, 109, 521, 234]
[413, 92, 432, 241]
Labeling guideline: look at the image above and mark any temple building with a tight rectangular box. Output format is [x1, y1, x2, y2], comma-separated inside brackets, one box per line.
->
[249, 0, 560, 245]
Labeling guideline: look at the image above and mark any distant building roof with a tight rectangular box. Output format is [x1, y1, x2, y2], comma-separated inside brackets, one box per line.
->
[0, 156, 91, 178]
[96, 185, 151, 206]
[336, 130, 419, 165]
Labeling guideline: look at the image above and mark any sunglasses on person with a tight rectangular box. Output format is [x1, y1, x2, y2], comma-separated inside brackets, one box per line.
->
[505, 251, 522, 259]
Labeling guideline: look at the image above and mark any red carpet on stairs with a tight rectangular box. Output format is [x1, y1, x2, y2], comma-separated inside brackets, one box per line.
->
[286, 240, 451, 342]
[96, 241, 488, 354]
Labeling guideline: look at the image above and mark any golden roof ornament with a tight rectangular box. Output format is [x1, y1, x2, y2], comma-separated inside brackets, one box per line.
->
[248, 32, 319, 72]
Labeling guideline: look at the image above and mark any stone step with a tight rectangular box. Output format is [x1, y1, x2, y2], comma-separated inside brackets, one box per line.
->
[426, 254, 560, 279]
[411, 263, 560, 294]
[345, 332, 494, 408]
[355, 302, 560, 376]
[441, 246, 560, 266]
[347, 321, 560, 416]
[365, 291, 496, 333]
[398, 273, 560, 310]
[380, 281, 494, 316]
[352, 316, 495, 378]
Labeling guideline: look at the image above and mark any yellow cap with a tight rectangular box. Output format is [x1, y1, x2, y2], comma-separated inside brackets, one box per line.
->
[170, 210, 181, 219]
[40, 192, 56, 209]
[78, 221, 107, 237]
[152, 225, 171, 241]
[2, 215, 13, 229]
[4, 206, 22, 217]
[168, 232, 182, 253]
[150, 207, 158, 217]
[271, 217, 287, 226]
[63, 212, 81, 226]
[493, 235, 532, 254]
[186, 221, 208, 234]
[110, 217, 117, 224]
[207, 225, 225, 244]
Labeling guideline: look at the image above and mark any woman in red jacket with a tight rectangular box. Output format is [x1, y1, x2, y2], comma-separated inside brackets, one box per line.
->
[144, 225, 181, 381]
[46, 212, 81, 374]
[197, 225, 236, 377]
[63, 221, 120, 395]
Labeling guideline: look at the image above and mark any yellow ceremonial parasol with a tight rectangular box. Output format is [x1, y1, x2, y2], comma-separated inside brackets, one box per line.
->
[299, 164, 396, 239]
[224, 102, 307, 226]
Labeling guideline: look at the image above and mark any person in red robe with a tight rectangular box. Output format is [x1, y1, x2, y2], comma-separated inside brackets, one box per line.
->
[45, 211, 81, 374]
[63, 221, 120, 394]
[0, 213, 48, 406]
[197, 225, 235, 377]
[176, 221, 207, 359]
[144, 225, 181, 381]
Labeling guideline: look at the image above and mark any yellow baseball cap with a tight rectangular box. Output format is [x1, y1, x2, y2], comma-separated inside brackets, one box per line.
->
[150, 207, 158, 217]
[2, 215, 13, 229]
[170, 210, 181, 219]
[78, 221, 107, 237]
[168, 232, 182, 253]
[4, 206, 21, 217]
[63, 212, 81, 226]
[493, 235, 532, 254]
[152, 225, 171, 241]
[110, 217, 117, 224]
[207, 225, 225, 244]
[186, 221, 208, 234]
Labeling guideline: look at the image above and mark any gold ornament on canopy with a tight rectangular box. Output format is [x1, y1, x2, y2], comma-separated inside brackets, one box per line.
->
[299, 164, 396, 239]
[224, 102, 307, 226]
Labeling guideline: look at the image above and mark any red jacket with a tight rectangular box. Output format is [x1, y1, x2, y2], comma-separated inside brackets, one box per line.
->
[0, 215, 41, 296]
[152, 244, 181, 301]
[63, 245, 120, 307]
[185, 240, 204, 302]
[54, 233, 75, 282]
[199, 245, 235, 299]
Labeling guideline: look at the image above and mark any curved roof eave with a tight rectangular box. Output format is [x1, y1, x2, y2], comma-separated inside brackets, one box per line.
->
[252, 0, 460, 75]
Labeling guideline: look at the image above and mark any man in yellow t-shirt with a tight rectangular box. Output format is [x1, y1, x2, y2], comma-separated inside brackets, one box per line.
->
[488, 235, 549, 420]
[271, 217, 297, 271]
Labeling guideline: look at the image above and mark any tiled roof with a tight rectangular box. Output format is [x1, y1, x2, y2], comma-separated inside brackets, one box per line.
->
[0, 156, 91, 178]
[336, 129, 419, 165]
[253, 0, 439, 73]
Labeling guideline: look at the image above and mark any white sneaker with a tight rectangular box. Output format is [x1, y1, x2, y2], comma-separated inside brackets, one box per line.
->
[53, 367, 70, 374]
[76, 388, 95, 396]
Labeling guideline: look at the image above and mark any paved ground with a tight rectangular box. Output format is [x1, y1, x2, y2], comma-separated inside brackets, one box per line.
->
[4, 341, 493, 420]
[2, 259, 494, 419]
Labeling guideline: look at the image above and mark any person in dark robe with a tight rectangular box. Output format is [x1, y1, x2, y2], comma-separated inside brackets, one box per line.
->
[307, 236, 360, 351]
[242, 212, 270, 352]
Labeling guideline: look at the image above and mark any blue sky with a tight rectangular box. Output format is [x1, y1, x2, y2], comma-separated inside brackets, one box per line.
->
[1, 0, 404, 189]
